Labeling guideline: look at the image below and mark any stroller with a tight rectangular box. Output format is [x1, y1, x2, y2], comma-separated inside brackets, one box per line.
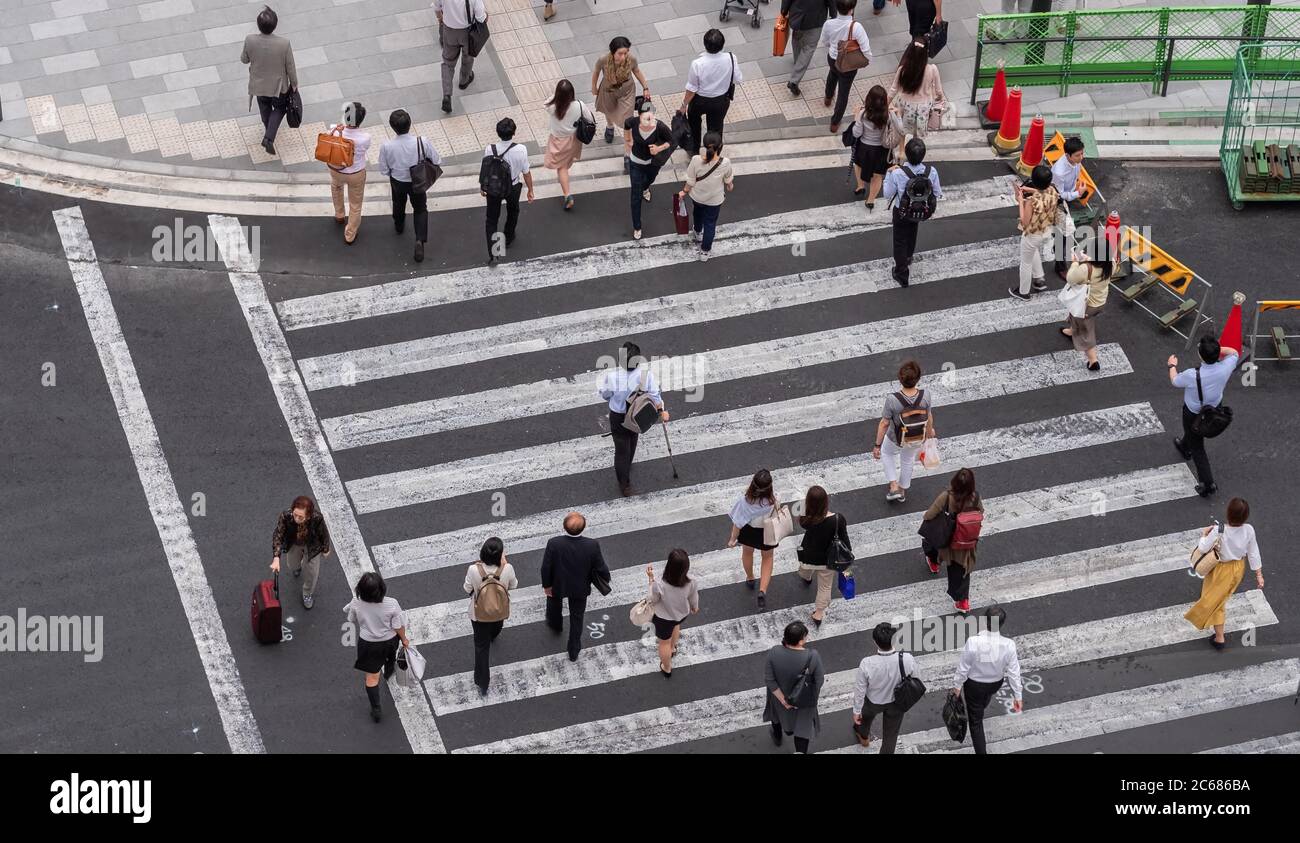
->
[719, 0, 768, 28]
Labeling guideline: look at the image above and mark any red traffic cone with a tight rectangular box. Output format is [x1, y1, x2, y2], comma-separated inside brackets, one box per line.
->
[1104, 210, 1121, 252]
[980, 63, 1008, 129]
[1220, 292, 1246, 356]
[1016, 115, 1046, 177]
[990, 86, 1023, 156]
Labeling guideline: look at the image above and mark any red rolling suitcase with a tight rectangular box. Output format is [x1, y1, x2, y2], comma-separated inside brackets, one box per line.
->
[251, 571, 282, 644]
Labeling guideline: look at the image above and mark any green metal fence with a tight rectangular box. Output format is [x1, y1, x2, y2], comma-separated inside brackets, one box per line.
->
[1220, 42, 1300, 208]
[970, 6, 1300, 104]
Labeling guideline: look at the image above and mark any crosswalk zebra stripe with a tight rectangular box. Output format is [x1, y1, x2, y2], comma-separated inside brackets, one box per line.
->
[274, 175, 1019, 331]
[323, 288, 1062, 449]
[348, 346, 1133, 511]
[453, 588, 1274, 753]
[423, 525, 1204, 715]
[373, 403, 1170, 577]
[298, 236, 1021, 392]
[405, 463, 1193, 646]
[827, 657, 1300, 754]
[1199, 732, 1300, 754]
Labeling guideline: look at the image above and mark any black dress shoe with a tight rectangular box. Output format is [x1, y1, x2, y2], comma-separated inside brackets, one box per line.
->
[1173, 437, 1191, 460]
[1086, 360, 1101, 372]
[568, 651, 579, 662]
[745, 578, 756, 591]
[1209, 634, 1226, 651]
[414, 240, 424, 262]
[458, 70, 475, 90]
[394, 220, 404, 235]
[441, 96, 452, 114]
[892, 270, 909, 287]
[262, 138, 276, 156]
[476, 684, 489, 697]
[1196, 482, 1218, 497]
[620, 484, 634, 497]
[770, 727, 783, 746]
[370, 706, 382, 723]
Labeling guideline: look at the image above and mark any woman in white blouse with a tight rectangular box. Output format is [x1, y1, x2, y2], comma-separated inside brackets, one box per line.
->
[1185, 497, 1264, 650]
[727, 469, 780, 609]
[543, 79, 586, 211]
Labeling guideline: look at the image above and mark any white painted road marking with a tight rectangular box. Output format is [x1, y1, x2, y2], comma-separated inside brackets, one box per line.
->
[54, 207, 265, 755]
[373, 403, 1171, 577]
[422, 521, 1202, 715]
[347, 345, 1132, 510]
[455, 587, 1275, 753]
[274, 175, 1019, 331]
[1199, 731, 1300, 754]
[209, 214, 447, 755]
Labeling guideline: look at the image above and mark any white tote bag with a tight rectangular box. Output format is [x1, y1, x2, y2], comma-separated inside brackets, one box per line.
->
[1058, 282, 1088, 319]
[630, 593, 657, 626]
[761, 504, 795, 546]
[394, 644, 426, 688]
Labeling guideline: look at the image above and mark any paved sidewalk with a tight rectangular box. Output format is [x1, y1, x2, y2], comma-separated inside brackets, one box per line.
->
[0, 0, 1286, 174]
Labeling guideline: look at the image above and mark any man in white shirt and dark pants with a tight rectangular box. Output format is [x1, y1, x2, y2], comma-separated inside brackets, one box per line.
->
[952, 605, 1022, 754]
[679, 29, 741, 156]
[481, 118, 535, 264]
[377, 108, 441, 262]
[435, 0, 487, 114]
[852, 622, 918, 754]
[598, 341, 669, 496]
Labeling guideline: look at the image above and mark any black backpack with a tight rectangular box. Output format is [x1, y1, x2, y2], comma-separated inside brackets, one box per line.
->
[896, 164, 937, 221]
[892, 652, 927, 712]
[479, 143, 516, 198]
[1190, 366, 1233, 438]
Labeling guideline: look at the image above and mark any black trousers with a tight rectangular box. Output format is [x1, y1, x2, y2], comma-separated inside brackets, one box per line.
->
[485, 182, 523, 254]
[389, 177, 429, 242]
[610, 410, 639, 489]
[892, 209, 920, 279]
[963, 678, 1004, 755]
[856, 701, 905, 754]
[771, 721, 811, 754]
[823, 55, 859, 127]
[1181, 405, 1214, 486]
[256, 94, 288, 143]
[470, 619, 503, 690]
[947, 561, 970, 602]
[687, 93, 730, 154]
[546, 593, 587, 658]
[906, 0, 938, 37]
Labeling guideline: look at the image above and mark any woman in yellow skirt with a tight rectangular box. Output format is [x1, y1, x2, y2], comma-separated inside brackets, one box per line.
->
[1185, 497, 1264, 650]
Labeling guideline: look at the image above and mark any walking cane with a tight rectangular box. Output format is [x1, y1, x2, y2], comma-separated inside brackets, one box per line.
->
[661, 420, 679, 479]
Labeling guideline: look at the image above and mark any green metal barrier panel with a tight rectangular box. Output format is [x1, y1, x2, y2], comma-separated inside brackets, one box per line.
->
[1220, 43, 1300, 208]
[971, 6, 1300, 103]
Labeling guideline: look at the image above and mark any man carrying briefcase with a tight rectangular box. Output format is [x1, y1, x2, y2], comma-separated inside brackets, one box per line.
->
[598, 341, 670, 497]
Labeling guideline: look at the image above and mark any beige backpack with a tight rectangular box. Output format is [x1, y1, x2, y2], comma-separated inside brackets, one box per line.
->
[621, 367, 661, 434]
[474, 562, 510, 622]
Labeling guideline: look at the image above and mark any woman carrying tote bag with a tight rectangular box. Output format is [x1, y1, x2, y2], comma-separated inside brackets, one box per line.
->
[645, 549, 699, 677]
[1059, 232, 1114, 372]
[727, 469, 783, 609]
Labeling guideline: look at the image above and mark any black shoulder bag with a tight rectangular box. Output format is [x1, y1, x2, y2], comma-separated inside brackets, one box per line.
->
[787, 649, 819, 708]
[825, 513, 855, 572]
[892, 652, 927, 712]
[1190, 366, 1233, 438]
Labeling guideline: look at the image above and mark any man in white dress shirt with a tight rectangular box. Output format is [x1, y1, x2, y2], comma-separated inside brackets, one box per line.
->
[598, 341, 670, 496]
[852, 623, 919, 754]
[678, 29, 742, 156]
[435, 0, 488, 114]
[952, 605, 1023, 754]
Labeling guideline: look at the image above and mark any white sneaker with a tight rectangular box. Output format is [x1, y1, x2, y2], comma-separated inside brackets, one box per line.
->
[633, 229, 642, 240]
[691, 228, 701, 242]
[698, 250, 709, 262]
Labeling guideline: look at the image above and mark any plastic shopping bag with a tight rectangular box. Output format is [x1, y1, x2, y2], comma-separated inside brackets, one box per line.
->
[919, 437, 940, 469]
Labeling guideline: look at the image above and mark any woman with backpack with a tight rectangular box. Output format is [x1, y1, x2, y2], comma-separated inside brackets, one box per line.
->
[727, 468, 781, 609]
[543, 79, 587, 211]
[850, 85, 905, 209]
[677, 130, 734, 261]
[345, 572, 410, 722]
[797, 486, 852, 629]
[919, 468, 983, 614]
[888, 40, 946, 161]
[1059, 231, 1113, 371]
[763, 621, 825, 753]
[463, 536, 518, 695]
[624, 101, 674, 240]
[872, 360, 935, 504]
[646, 548, 699, 677]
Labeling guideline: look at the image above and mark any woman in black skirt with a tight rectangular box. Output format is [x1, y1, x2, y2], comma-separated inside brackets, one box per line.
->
[727, 469, 781, 609]
[344, 572, 411, 723]
[850, 85, 905, 210]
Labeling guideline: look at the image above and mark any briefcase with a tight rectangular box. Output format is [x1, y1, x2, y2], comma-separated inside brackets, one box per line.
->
[926, 20, 949, 58]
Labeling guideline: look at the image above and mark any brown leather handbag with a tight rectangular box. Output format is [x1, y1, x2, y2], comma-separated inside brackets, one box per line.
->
[315, 125, 355, 169]
[835, 12, 870, 73]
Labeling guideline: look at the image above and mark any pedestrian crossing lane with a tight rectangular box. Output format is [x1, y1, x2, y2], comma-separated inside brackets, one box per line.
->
[213, 164, 1290, 754]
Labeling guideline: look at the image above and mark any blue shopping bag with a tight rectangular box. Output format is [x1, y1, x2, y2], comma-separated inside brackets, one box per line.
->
[837, 570, 856, 600]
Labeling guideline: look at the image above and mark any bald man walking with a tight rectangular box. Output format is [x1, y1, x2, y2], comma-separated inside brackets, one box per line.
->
[540, 512, 611, 661]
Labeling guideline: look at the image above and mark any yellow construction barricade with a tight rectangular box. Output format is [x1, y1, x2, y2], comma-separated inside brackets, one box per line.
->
[1112, 225, 1214, 344]
[1249, 300, 1300, 362]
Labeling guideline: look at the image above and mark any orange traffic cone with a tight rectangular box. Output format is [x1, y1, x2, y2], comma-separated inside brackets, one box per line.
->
[979, 63, 1008, 129]
[1016, 115, 1046, 177]
[989, 86, 1023, 156]
[1220, 291, 1246, 355]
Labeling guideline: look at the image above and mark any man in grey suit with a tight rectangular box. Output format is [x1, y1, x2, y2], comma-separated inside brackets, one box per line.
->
[241, 7, 299, 155]
[780, 0, 833, 97]
[434, 0, 488, 114]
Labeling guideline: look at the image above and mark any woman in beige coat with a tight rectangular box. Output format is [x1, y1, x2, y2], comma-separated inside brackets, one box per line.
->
[1060, 234, 1114, 371]
[592, 36, 652, 162]
[920, 468, 983, 614]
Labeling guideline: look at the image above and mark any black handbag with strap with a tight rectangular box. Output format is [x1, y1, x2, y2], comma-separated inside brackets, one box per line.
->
[1190, 366, 1233, 438]
[725, 53, 737, 101]
[409, 137, 444, 194]
[466, 0, 490, 57]
[942, 690, 968, 742]
[787, 649, 819, 708]
[917, 492, 957, 550]
[285, 88, 303, 129]
[892, 651, 927, 712]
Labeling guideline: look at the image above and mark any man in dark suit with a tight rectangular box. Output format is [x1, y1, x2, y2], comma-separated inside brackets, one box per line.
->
[540, 512, 610, 662]
[780, 0, 834, 97]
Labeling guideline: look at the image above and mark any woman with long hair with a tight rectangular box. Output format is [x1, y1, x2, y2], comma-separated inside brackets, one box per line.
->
[796, 486, 852, 629]
[850, 85, 905, 208]
[727, 469, 781, 609]
[889, 40, 946, 160]
[1060, 230, 1114, 371]
[543, 79, 586, 210]
[677, 130, 734, 261]
[1186, 498, 1264, 650]
[591, 36, 651, 159]
[920, 468, 983, 613]
[269, 494, 332, 610]
[646, 548, 699, 676]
